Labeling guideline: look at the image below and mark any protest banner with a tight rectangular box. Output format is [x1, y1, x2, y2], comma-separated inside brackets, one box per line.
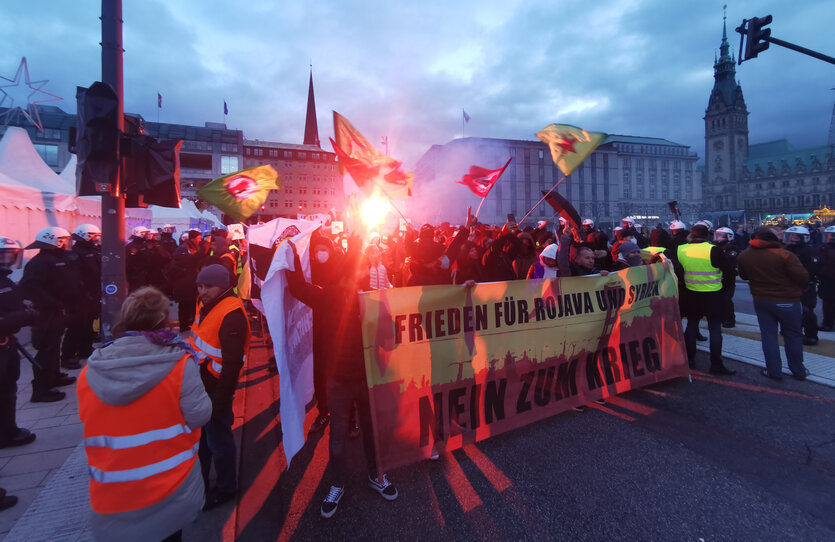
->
[359, 260, 688, 472]
[247, 218, 319, 466]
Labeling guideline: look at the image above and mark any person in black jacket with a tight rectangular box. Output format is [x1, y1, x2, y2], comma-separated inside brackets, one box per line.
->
[285, 239, 398, 519]
[61, 224, 101, 370]
[171, 230, 209, 333]
[0, 236, 38, 510]
[19, 227, 78, 402]
[783, 226, 820, 345]
[192, 264, 249, 510]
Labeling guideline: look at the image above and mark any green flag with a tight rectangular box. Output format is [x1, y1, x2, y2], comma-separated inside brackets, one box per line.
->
[536, 124, 607, 176]
[197, 165, 280, 221]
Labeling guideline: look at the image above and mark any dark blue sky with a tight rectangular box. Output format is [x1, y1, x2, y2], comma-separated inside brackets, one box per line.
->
[1, 0, 832, 167]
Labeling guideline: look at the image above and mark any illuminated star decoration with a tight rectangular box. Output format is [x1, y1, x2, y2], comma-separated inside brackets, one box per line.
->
[0, 57, 63, 133]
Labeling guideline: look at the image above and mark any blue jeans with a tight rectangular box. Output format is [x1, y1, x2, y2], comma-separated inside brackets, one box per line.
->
[198, 403, 237, 493]
[753, 298, 806, 377]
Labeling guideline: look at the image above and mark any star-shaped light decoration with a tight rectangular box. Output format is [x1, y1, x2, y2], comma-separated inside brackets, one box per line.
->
[0, 57, 63, 133]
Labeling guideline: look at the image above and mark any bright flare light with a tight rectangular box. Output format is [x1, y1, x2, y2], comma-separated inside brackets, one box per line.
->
[360, 196, 389, 228]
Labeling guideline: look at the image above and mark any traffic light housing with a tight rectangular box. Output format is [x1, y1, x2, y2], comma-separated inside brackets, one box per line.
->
[744, 15, 772, 60]
[75, 82, 120, 196]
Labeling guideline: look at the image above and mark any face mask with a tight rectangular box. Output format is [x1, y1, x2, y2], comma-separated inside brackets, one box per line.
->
[626, 253, 644, 267]
[316, 251, 329, 263]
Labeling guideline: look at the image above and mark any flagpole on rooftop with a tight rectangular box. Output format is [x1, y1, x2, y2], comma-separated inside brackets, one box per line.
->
[518, 174, 568, 225]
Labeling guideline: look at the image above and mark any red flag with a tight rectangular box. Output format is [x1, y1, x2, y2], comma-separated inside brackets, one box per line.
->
[457, 157, 512, 198]
[157, 93, 162, 108]
[332, 111, 412, 199]
[541, 190, 582, 231]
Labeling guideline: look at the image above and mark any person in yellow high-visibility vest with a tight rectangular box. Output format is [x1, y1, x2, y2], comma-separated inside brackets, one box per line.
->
[672, 224, 736, 374]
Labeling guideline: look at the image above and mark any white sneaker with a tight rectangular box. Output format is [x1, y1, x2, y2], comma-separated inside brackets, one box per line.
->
[320, 485, 343, 518]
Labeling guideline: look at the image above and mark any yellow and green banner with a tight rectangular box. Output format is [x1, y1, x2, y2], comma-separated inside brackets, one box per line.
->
[359, 261, 688, 472]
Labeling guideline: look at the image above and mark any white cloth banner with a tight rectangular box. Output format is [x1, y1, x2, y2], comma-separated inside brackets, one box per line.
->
[246, 218, 319, 466]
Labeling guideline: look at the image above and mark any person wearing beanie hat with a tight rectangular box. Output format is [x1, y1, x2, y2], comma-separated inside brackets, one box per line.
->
[671, 222, 736, 375]
[610, 241, 644, 270]
[189, 263, 249, 510]
[527, 241, 560, 279]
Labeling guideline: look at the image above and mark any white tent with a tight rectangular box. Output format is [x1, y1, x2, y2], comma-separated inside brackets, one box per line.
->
[0, 128, 151, 259]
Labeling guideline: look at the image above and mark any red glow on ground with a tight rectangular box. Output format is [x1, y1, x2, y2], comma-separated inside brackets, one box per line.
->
[692, 373, 835, 402]
[424, 470, 446, 527]
[277, 427, 329, 542]
[442, 454, 483, 512]
[588, 402, 637, 421]
[639, 388, 674, 398]
[462, 445, 512, 492]
[607, 396, 657, 416]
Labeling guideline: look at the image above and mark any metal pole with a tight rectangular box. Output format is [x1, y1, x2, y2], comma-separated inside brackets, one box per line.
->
[100, 0, 126, 338]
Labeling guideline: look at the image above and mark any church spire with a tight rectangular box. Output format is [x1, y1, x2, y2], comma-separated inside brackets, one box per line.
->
[303, 67, 320, 147]
[712, 5, 740, 106]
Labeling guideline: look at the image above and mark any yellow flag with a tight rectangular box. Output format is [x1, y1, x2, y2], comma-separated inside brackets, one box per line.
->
[536, 124, 607, 176]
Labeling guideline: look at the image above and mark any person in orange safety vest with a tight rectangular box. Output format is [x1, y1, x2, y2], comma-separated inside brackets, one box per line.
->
[189, 264, 250, 511]
[78, 286, 211, 542]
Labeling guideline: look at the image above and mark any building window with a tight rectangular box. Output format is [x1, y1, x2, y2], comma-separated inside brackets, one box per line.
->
[298, 152, 307, 159]
[269, 149, 278, 157]
[221, 155, 240, 174]
[253, 148, 263, 157]
[33, 144, 59, 166]
[312, 153, 320, 160]
[284, 151, 293, 158]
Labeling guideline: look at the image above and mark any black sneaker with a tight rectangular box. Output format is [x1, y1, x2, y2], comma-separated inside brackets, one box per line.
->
[819, 325, 834, 332]
[697, 333, 708, 342]
[722, 322, 735, 329]
[803, 337, 818, 346]
[321, 485, 344, 518]
[30, 389, 66, 403]
[368, 474, 398, 501]
[0, 489, 17, 511]
[760, 369, 783, 381]
[0, 428, 36, 449]
[309, 414, 330, 434]
[792, 368, 811, 381]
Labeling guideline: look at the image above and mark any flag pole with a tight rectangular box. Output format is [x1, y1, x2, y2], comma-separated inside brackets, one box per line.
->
[375, 183, 410, 224]
[474, 196, 487, 219]
[518, 174, 568, 225]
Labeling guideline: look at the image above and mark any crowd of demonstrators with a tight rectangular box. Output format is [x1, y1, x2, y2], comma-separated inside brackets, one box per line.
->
[3, 211, 832, 525]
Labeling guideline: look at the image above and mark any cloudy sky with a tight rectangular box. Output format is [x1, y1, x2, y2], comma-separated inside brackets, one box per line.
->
[1, 0, 833, 169]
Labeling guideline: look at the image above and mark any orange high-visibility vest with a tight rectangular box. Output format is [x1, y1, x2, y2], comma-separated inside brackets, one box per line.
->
[189, 296, 250, 378]
[220, 252, 238, 279]
[77, 354, 200, 514]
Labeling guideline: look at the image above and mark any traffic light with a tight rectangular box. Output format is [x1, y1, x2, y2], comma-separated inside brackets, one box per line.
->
[121, 134, 183, 208]
[75, 82, 120, 196]
[744, 15, 772, 60]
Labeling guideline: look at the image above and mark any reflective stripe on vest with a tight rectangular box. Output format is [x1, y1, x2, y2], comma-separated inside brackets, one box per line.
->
[78, 354, 200, 514]
[189, 296, 250, 378]
[88, 442, 199, 483]
[677, 243, 722, 292]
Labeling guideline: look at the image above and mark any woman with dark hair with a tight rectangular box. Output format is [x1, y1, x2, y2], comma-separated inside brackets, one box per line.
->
[77, 287, 211, 542]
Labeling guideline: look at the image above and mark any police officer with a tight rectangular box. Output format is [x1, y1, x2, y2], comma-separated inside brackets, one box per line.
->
[673, 224, 736, 374]
[159, 224, 178, 254]
[125, 226, 150, 292]
[189, 264, 249, 510]
[714, 227, 739, 328]
[61, 224, 101, 370]
[783, 226, 820, 345]
[0, 237, 37, 449]
[19, 227, 77, 402]
[819, 225, 835, 332]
